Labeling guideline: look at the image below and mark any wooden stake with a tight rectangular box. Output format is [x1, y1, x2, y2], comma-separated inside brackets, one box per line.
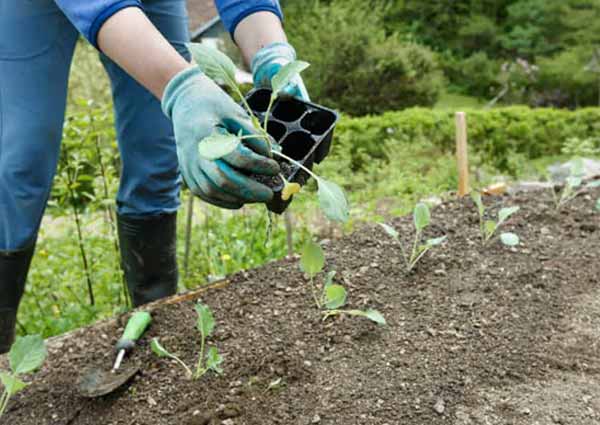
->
[455, 112, 470, 196]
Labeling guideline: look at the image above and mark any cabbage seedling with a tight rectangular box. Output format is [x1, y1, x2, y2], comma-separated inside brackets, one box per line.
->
[379, 203, 447, 272]
[152, 302, 223, 380]
[187, 43, 349, 223]
[552, 159, 600, 209]
[0, 335, 47, 418]
[471, 192, 520, 247]
[300, 241, 386, 325]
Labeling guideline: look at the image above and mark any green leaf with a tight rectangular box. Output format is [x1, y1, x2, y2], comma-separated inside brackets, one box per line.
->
[347, 309, 387, 325]
[0, 372, 28, 396]
[324, 270, 337, 288]
[151, 338, 172, 358]
[484, 220, 497, 238]
[566, 176, 582, 189]
[570, 158, 585, 177]
[317, 178, 349, 223]
[300, 241, 325, 277]
[195, 303, 215, 338]
[498, 206, 520, 224]
[186, 43, 237, 92]
[364, 309, 387, 325]
[323, 284, 347, 310]
[9, 335, 47, 375]
[205, 346, 223, 374]
[413, 203, 430, 232]
[378, 223, 399, 240]
[470, 191, 485, 217]
[500, 232, 520, 246]
[596, 198, 600, 211]
[586, 180, 600, 188]
[271, 61, 310, 97]
[198, 131, 241, 160]
[425, 236, 447, 247]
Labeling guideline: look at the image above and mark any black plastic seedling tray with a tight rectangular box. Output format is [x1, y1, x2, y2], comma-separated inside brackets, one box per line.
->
[245, 88, 339, 214]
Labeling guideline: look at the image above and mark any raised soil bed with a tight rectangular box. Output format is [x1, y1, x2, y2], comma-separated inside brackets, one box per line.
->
[3, 188, 600, 424]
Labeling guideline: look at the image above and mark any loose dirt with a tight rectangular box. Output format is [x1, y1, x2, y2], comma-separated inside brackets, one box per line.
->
[3, 188, 600, 425]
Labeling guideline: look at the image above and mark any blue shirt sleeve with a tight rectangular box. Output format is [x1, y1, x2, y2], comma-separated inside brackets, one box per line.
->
[53, 0, 142, 48]
[215, 0, 283, 35]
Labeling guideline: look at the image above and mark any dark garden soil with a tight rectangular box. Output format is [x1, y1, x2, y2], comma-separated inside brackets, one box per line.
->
[3, 188, 600, 425]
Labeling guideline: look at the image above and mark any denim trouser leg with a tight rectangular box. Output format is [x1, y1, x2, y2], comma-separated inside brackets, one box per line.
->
[0, 1, 79, 250]
[100, 0, 191, 218]
[1, 0, 192, 248]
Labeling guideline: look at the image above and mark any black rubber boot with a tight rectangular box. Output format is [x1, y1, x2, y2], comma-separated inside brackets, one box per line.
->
[117, 213, 179, 307]
[0, 244, 35, 354]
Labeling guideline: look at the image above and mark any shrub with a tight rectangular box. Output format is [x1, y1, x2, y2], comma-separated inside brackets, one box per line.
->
[442, 52, 501, 98]
[534, 46, 599, 107]
[285, 0, 444, 115]
[332, 106, 600, 175]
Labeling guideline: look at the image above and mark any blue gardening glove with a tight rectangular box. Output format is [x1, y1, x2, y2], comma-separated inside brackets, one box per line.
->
[251, 42, 310, 101]
[162, 67, 280, 209]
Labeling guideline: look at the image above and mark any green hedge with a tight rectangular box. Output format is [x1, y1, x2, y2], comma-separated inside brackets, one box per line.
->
[333, 107, 600, 174]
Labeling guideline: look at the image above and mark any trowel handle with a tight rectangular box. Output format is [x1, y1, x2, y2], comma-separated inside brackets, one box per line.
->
[116, 311, 152, 352]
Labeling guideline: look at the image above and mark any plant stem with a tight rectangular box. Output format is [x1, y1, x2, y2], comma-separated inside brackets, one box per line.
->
[171, 354, 193, 379]
[392, 237, 409, 269]
[239, 134, 268, 140]
[195, 332, 206, 380]
[0, 390, 9, 417]
[263, 95, 277, 134]
[410, 247, 431, 271]
[63, 153, 94, 306]
[235, 85, 271, 149]
[322, 310, 342, 321]
[91, 123, 128, 307]
[309, 277, 321, 309]
[409, 231, 421, 271]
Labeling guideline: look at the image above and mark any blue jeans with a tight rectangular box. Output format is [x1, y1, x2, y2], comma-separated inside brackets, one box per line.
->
[0, 0, 190, 250]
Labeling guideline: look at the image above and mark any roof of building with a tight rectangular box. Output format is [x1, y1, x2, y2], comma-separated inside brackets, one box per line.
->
[188, 0, 220, 36]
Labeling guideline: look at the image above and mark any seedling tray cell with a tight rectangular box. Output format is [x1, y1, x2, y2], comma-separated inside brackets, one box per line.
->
[245, 89, 339, 214]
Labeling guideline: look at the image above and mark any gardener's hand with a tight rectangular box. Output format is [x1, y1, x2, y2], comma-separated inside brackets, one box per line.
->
[251, 42, 310, 101]
[162, 67, 280, 209]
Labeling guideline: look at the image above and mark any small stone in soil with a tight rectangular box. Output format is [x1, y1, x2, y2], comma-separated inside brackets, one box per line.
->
[433, 398, 445, 415]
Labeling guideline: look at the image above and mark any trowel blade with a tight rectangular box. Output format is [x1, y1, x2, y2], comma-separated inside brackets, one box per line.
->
[79, 365, 140, 398]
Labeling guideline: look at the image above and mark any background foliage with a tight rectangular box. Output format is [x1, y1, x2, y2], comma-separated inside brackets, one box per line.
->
[283, 0, 600, 111]
[284, 0, 444, 115]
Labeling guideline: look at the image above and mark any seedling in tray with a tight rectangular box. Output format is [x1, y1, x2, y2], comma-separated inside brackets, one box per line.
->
[0, 335, 47, 418]
[471, 192, 520, 247]
[299, 241, 386, 325]
[151, 302, 223, 380]
[187, 43, 349, 223]
[379, 203, 447, 272]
